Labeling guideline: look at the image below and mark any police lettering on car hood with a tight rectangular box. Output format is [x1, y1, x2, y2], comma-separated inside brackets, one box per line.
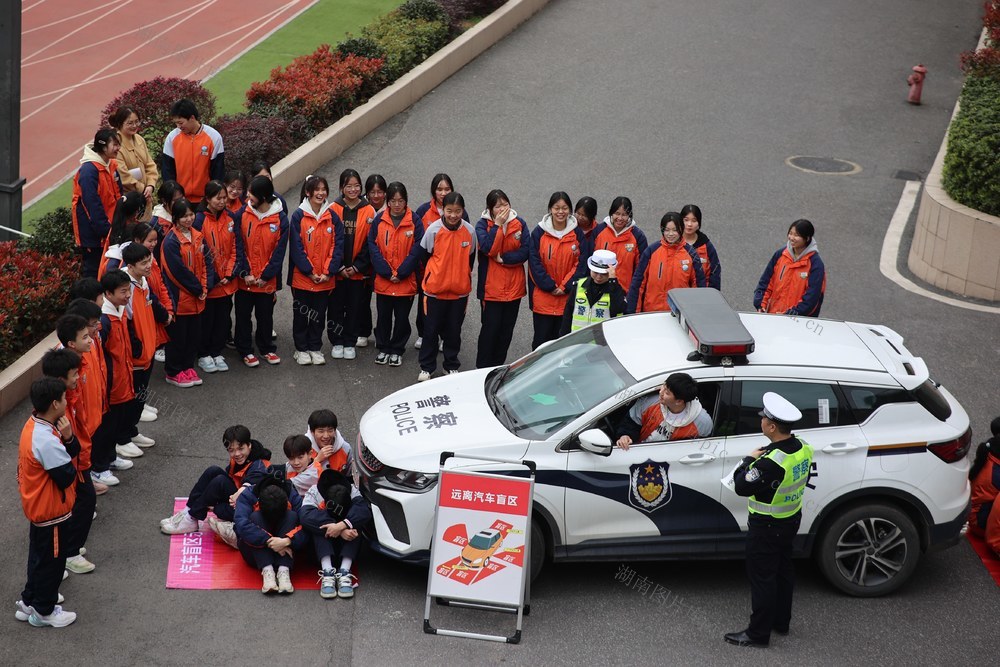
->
[359, 370, 529, 470]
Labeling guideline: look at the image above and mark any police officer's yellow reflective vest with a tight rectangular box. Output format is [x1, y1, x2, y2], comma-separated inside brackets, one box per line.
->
[570, 281, 612, 332]
[747, 440, 813, 519]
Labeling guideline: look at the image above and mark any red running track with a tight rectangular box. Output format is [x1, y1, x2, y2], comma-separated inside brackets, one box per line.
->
[19, 0, 314, 205]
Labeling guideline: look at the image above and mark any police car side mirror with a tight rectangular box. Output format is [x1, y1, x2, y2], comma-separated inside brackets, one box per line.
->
[579, 429, 613, 457]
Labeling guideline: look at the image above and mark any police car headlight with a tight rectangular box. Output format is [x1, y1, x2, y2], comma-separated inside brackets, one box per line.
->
[386, 469, 438, 490]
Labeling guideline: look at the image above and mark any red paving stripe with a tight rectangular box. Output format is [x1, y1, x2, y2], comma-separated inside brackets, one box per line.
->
[20, 0, 314, 205]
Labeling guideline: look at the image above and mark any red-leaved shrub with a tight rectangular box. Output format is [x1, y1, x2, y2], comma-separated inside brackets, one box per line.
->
[100, 77, 217, 165]
[246, 47, 384, 131]
[0, 242, 79, 370]
[213, 112, 312, 179]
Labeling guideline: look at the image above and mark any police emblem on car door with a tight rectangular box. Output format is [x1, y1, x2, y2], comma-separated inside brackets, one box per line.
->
[629, 460, 672, 512]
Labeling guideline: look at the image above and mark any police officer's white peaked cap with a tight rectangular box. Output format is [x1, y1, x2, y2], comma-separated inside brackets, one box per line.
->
[758, 392, 802, 425]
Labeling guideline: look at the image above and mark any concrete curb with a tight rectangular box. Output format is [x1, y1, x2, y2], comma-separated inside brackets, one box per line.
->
[271, 0, 552, 195]
[0, 331, 58, 418]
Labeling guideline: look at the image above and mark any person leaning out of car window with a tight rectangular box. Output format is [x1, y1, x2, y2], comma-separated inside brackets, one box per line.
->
[559, 249, 627, 336]
[615, 372, 712, 450]
[753, 218, 826, 317]
[968, 416, 1000, 558]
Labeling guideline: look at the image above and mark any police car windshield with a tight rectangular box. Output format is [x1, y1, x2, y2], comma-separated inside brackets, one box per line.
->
[491, 325, 634, 439]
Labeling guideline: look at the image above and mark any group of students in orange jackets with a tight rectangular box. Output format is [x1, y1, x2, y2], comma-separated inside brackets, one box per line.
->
[76, 156, 829, 384]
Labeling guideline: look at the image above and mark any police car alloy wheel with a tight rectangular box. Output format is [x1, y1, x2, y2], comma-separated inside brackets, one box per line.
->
[357, 289, 971, 597]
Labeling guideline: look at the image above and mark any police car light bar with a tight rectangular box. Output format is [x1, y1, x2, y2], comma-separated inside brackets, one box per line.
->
[667, 288, 755, 360]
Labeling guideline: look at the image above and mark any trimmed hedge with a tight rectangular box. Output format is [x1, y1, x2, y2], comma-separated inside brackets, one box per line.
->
[361, 9, 451, 81]
[100, 77, 217, 166]
[21, 207, 76, 257]
[943, 75, 1000, 216]
[214, 112, 313, 179]
[0, 242, 79, 370]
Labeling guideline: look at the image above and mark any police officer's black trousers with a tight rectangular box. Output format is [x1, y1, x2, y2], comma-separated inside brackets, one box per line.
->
[745, 513, 800, 643]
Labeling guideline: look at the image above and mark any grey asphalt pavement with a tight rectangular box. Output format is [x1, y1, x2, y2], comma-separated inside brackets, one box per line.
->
[2, 1, 997, 664]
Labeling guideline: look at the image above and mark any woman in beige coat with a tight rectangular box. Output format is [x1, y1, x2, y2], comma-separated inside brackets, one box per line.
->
[109, 106, 158, 220]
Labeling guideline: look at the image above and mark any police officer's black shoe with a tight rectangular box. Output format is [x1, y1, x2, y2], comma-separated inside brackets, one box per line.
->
[724, 631, 768, 648]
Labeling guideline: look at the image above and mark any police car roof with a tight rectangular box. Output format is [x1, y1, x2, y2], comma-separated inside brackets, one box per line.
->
[603, 312, 893, 379]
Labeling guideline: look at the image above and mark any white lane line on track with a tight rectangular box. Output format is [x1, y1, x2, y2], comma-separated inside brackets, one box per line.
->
[24, 0, 50, 11]
[23, 0, 216, 68]
[22, 0, 127, 40]
[879, 180, 1000, 314]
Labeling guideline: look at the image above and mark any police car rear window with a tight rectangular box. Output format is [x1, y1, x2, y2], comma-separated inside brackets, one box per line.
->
[843, 385, 912, 423]
[736, 381, 842, 434]
[911, 379, 952, 421]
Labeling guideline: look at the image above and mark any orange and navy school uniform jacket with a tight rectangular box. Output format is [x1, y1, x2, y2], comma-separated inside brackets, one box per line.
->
[195, 209, 241, 299]
[368, 208, 424, 297]
[99, 240, 130, 279]
[299, 482, 373, 535]
[287, 200, 344, 292]
[64, 385, 90, 473]
[618, 395, 711, 443]
[72, 146, 122, 249]
[593, 219, 649, 294]
[99, 301, 135, 406]
[329, 197, 374, 281]
[414, 201, 471, 230]
[18, 414, 80, 526]
[161, 227, 217, 316]
[753, 240, 826, 316]
[226, 196, 245, 215]
[234, 482, 306, 549]
[528, 217, 590, 316]
[161, 124, 225, 202]
[626, 239, 707, 313]
[969, 449, 1000, 546]
[687, 231, 722, 290]
[418, 219, 478, 300]
[274, 458, 323, 496]
[148, 256, 173, 347]
[235, 202, 288, 294]
[84, 335, 109, 433]
[70, 343, 103, 471]
[475, 210, 529, 302]
[126, 273, 168, 371]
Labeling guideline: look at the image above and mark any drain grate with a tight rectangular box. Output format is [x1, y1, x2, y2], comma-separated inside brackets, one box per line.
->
[893, 170, 923, 181]
[786, 156, 862, 175]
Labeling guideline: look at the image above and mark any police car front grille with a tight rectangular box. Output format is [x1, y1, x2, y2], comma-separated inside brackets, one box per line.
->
[359, 444, 385, 473]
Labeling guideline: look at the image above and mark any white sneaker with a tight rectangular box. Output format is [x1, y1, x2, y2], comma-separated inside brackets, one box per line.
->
[197, 356, 218, 373]
[160, 510, 199, 535]
[116, 443, 144, 458]
[110, 456, 134, 471]
[277, 568, 294, 594]
[206, 517, 238, 549]
[65, 554, 95, 574]
[140, 406, 157, 422]
[417, 370, 431, 382]
[28, 605, 76, 628]
[293, 351, 312, 366]
[213, 356, 229, 372]
[133, 433, 155, 447]
[91, 470, 119, 486]
[343, 346, 356, 360]
[160, 509, 187, 527]
[447, 369, 460, 375]
[355, 336, 369, 348]
[261, 568, 278, 594]
[331, 345, 345, 359]
[154, 349, 166, 363]
[415, 337, 423, 349]
[15, 595, 63, 622]
[145, 405, 159, 415]
[309, 351, 326, 365]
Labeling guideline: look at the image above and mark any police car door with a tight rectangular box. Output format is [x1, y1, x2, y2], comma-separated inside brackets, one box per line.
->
[562, 376, 731, 554]
[719, 377, 868, 545]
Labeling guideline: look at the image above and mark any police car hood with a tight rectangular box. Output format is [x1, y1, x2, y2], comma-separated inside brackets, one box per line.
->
[359, 369, 527, 472]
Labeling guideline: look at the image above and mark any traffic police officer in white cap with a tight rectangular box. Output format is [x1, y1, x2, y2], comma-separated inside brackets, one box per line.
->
[725, 392, 814, 648]
[559, 249, 627, 335]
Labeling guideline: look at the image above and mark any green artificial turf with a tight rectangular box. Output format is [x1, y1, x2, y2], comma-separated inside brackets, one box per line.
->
[205, 0, 400, 115]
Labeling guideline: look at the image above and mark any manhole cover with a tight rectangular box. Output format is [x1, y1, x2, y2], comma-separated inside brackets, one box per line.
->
[785, 156, 862, 175]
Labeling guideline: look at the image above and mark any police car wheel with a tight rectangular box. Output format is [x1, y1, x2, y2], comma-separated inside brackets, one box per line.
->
[816, 503, 920, 597]
[529, 519, 546, 582]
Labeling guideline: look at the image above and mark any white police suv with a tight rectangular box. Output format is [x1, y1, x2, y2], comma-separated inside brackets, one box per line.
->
[356, 289, 971, 597]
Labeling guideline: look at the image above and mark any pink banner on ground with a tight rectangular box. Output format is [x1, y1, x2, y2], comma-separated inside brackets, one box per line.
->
[165, 498, 320, 590]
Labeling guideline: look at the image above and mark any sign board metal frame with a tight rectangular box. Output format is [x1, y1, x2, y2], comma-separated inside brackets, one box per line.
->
[423, 451, 536, 644]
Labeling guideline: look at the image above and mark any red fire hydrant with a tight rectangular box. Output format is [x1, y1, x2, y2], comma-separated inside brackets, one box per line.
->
[907, 64, 927, 105]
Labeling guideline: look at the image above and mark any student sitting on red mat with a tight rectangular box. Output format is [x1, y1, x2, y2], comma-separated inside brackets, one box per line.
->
[234, 472, 307, 595]
[299, 469, 372, 600]
[272, 434, 322, 496]
[160, 425, 271, 542]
